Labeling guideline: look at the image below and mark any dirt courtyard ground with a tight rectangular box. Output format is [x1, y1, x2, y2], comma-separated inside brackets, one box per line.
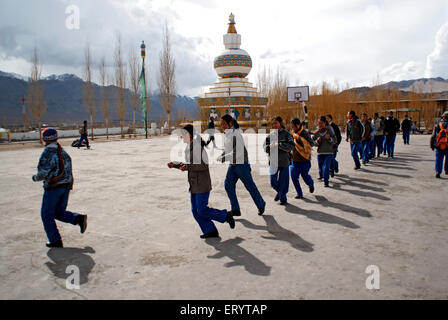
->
[0, 133, 447, 299]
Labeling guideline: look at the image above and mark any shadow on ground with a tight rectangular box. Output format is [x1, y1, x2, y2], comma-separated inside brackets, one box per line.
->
[284, 203, 360, 229]
[205, 237, 271, 276]
[237, 215, 314, 252]
[45, 247, 96, 285]
[303, 195, 372, 218]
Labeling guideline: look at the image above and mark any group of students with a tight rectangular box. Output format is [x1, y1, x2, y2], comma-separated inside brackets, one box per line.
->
[32, 110, 448, 246]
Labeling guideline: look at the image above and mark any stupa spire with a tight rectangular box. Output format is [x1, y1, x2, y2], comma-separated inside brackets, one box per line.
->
[227, 13, 237, 34]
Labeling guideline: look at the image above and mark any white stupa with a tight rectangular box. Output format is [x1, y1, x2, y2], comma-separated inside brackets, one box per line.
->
[198, 13, 267, 126]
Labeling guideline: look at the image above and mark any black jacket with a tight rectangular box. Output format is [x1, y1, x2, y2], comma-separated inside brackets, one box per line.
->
[401, 119, 412, 131]
[384, 117, 400, 135]
[330, 122, 342, 146]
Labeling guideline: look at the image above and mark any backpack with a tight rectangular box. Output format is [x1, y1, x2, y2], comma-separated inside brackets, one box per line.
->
[436, 121, 448, 150]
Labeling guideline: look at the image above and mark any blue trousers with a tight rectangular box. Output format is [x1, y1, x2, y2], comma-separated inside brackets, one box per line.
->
[351, 142, 362, 168]
[362, 140, 370, 163]
[317, 154, 333, 184]
[78, 134, 90, 148]
[190, 192, 227, 235]
[369, 138, 375, 159]
[330, 152, 339, 173]
[435, 149, 448, 174]
[386, 134, 396, 157]
[270, 166, 289, 203]
[382, 136, 387, 155]
[41, 187, 79, 243]
[290, 161, 314, 197]
[374, 135, 384, 156]
[403, 130, 410, 145]
[225, 163, 266, 212]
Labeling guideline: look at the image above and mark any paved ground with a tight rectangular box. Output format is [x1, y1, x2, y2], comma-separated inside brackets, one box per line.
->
[0, 134, 447, 299]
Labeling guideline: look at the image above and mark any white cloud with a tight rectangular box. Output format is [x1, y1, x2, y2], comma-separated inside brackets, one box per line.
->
[425, 22, 448, 78]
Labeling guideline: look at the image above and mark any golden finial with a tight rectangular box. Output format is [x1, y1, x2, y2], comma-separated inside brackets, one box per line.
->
[227, 13, 237, 34]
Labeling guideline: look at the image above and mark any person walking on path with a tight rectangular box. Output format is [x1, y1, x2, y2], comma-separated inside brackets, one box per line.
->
[264, 116, 295, 205]
[218, 114, 266, 217]
[381, 116, 387, 155]
[346, 110, 365, 170]
[290, 118, 315, 199]
[360, 113, 372, 165]
[373, 113, 385, 157]
[368, 117, 376, 160]
[401, 114, 412, 145]
[431, 111, 448, 179]
[32, 128, 88, 248]
[205, 117, 218, 149]
[313, 116, 337, 187]
[384, 111, 400, 158]
[78, 120, 90, 149]
[168, 125, 235, 239]
[326, 114, 341, 177]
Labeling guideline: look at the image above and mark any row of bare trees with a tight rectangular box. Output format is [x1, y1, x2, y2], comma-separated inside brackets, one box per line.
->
[26, 25, 176, 143]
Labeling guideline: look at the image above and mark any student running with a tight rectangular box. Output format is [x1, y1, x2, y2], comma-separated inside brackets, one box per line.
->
[167, 124, 235, 239]
[290, 118, 315, 199]
[263, 116, 295, 205]
[32, 128, 87, 248]
[218, 114, 266, 216]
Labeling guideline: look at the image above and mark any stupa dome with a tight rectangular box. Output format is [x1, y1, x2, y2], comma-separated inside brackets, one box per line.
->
[213, 13, 252, 78]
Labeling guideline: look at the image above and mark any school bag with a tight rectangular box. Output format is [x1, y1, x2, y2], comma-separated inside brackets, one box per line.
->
[436, 121, 448, 150]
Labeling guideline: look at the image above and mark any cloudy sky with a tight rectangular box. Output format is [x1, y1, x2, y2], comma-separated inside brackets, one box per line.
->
[0, 0, 448, 96]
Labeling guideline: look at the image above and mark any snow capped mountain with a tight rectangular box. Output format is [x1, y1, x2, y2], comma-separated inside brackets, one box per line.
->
[0, 71, 29, 82]
[43, 74, 82, 81]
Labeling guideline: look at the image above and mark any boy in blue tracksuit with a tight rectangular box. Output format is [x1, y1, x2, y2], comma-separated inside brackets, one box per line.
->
[168, 125, 235, 238]
[346, 111, 365, 170]
[264, 116, 295, 205]
[32, 128, 87, 248]
[218, 114, 266, 217]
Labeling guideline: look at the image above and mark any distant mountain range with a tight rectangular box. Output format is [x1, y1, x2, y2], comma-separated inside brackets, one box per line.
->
[0, 71, 198, 127]
[345, 77, 448, 100]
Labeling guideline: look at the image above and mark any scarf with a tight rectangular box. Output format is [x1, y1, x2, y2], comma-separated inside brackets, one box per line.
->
[292, 127, 312, 161]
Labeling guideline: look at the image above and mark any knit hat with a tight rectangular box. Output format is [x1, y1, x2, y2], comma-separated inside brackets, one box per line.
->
[42, 128, 58, 141]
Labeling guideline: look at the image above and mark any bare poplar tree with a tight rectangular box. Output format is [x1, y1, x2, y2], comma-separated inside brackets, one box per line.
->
[99, 56, 110, 139]
[128, 48, 140, 137]
[82, 44, 96, 140]
[158, 23, 176, 131]
[27, 46, 47, 145]
[114, 34, 127, 138]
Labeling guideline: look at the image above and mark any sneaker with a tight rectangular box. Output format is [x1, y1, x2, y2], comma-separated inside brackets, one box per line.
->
[318, 176, 323, 180]
[226, 212, 235, 229]
[231, 210, 241, 217]
[354, 166, 361, 170]
[76, 214, 88, 234]
[46, 240, 63, 248]
[258, 204, 266, 216]
[436, 173, 441, 179]
[200, 230, 219, 239]
[324, 183, 330, 188]
[280, 201, 287, 206]
[295, 195, 303, 199]
[274, 194, 279, 202]
[309, 185, 315, 194]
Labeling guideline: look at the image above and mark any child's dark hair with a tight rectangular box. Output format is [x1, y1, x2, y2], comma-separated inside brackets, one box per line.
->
[319, 116, 329, 126]
[221, 114, 240, 129]
[272, 116, 285, 129]
[291, 118, 301, 127]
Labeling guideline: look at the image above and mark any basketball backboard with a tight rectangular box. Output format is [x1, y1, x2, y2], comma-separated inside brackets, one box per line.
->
[287, 86, 310, 102]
